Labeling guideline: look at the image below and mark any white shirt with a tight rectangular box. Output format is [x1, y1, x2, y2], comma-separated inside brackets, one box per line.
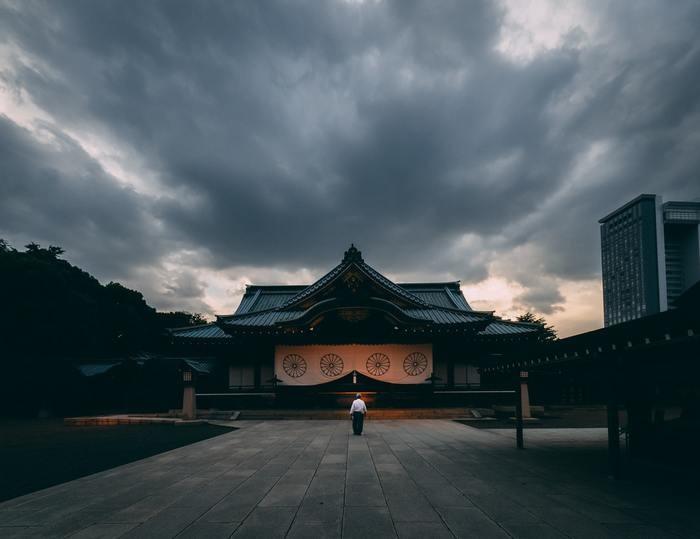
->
[350, 398, 367, 414]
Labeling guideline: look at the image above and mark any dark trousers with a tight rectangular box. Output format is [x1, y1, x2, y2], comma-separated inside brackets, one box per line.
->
[352, 411, 364, 434]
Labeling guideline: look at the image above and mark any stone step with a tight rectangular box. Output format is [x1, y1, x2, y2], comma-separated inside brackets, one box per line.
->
[236, 407, 487, 420]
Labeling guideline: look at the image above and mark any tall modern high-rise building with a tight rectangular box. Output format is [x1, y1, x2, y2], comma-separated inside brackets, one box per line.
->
[599, 194, 700, 326]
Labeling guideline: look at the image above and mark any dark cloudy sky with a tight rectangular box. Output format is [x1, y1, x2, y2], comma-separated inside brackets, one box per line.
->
[1, 0, 699, 336]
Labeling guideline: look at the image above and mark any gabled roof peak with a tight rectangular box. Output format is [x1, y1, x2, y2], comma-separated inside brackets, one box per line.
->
[342, 243, 364, 264]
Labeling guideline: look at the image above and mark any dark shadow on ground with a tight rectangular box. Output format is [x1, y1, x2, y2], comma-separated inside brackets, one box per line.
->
[459, 406, 621, 429]
[457, 418, 608, 429]
[0, 419, 233, 502]
[455, 420, 700, 492]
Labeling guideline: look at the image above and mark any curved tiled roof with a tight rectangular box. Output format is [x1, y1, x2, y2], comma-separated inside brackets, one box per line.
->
[234, 285, 306, 315]
[235, 282, 472, 315]
[279, 261, 350, 308]
[173, 247, 538, 338]
[402, 308, 490, 324]
[169, 324, 231, 339]
[172, 315, 539, 337]
[221, 310, 304, 327]
[401, 283, 472, 310]
[354, 261, 431, 308]
[277, 243, 430, 310]
[280, 263, 432, 310]
[478, 320, 540, 335]
[219, 306, 490, 329]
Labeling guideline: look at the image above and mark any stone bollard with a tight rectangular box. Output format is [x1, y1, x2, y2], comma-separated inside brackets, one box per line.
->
[182, 368, 197, 420]
[520, 371, 531, 419]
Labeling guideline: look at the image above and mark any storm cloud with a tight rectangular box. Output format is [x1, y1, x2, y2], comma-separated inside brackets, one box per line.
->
[1, 0, 699, 335]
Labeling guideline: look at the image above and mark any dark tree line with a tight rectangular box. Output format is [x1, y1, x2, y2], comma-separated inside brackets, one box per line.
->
[0, 240, 205, 359]
[0, 239, 559, 358]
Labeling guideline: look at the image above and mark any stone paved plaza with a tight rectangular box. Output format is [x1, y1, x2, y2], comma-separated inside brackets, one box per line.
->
[0, 420, 697, 538]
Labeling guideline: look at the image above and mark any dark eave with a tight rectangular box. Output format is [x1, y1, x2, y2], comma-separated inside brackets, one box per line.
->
[483, 303, 699, 374]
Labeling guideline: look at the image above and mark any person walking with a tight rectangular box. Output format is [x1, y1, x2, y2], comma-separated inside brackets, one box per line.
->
[350, 393, 367, 435]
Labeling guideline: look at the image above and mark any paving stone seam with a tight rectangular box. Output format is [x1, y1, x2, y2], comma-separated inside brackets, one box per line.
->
[408, 421, 652, 538]
[379, 421, 463, 537]
[0, 425, 260, 517]
[392, 420, 526, 538]
[365, 424, 409, 538]
[284, 421, 346, 538]
[4, 421, 697, 539]
[435, 423, 652, 534]
[193, 422, 332, 537]
[339, 421, 350, 538]
[114, 424, 309, 538]
[161, 426, 295, 536]
[93, 436, 264, 532]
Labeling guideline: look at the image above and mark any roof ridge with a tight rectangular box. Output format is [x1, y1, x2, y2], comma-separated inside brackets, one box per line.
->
[357, 261, 430, 307]
[443, 285, 463, 309]
[278, 260, 347, 309]
[278, 245, 438, 310]
[230, 255, 483, 316]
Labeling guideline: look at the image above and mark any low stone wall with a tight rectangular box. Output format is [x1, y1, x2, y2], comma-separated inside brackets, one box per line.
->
[64, 415, 207, 426]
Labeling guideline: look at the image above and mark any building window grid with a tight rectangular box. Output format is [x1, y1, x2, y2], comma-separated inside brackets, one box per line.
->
[601, 210, 648, 326]
[665, 209, 700, 222]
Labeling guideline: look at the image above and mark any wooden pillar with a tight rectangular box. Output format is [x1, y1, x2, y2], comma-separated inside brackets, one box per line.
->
[653, 406, 665, 425]
[627, 399, 653, 457]
[515, 371, 525, 449]
[606, 362, 621, 479]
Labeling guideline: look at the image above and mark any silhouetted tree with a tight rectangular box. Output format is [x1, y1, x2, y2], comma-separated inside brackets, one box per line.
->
[48, 245, 65, 258]
[517, 312, 558, 342]
[0, 242, 167, 358]
[0, 241, 213, 416]
[24, 242, 64, 259]
[156, 311, 208, 329]
[0, 238, 14, 252]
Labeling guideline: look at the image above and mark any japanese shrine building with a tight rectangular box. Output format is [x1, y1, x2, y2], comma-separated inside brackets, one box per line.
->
[168, 245, 541, 407]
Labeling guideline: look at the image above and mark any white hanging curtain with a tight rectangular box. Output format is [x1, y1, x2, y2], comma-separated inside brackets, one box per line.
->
[274, 343, 433, 386]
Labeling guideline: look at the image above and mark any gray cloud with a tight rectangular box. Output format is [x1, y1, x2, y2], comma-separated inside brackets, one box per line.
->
[1, 0, 699, 325]
[0, 115, 171, 279]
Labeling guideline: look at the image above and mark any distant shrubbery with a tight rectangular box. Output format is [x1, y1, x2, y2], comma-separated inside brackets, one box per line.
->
[0, 239, 204, 359]
[0, 240, 207, 416]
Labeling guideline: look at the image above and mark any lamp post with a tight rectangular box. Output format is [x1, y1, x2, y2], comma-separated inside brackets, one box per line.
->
[519, 370, 531, 419]
[425, 372, 441, 405]
[268, 374, 282, 390]
[182, 366, 196, 420]
[515, 370, 528, 449]
[425, 372, 441, 387]
[267, 374, 283, 408]
[606, 360, 621, 479]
